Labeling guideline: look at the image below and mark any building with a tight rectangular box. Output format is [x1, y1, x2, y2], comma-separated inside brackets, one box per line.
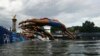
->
[12, 15, 17, 32]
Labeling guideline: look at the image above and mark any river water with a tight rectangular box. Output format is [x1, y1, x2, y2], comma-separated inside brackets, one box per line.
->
[0, 39, 100, 56]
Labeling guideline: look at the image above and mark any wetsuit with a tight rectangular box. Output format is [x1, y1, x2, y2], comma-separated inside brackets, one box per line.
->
[48, 19, 62, 27]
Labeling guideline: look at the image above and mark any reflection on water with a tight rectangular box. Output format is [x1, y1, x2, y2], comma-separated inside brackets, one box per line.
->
[0, 39, 100, 56]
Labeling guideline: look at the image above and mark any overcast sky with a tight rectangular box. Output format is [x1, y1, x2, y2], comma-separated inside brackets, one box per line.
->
[0, 0, 100, 30]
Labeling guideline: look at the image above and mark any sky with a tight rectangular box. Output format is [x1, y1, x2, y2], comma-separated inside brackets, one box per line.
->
[0, 0, 100, 30]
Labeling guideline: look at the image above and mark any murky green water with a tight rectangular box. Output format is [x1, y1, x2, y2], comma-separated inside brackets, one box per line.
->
[0, 39, 100, 56]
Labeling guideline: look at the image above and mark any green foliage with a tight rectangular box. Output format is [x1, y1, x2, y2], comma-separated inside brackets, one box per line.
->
[68, 21, 100, 32]
[80, 21, 95, 32]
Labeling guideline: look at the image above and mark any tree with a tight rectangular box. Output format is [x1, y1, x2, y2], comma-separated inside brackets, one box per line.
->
[67, 26, 81, 32]
[80, 21, 95, 32]
[67, 21, 100, 33]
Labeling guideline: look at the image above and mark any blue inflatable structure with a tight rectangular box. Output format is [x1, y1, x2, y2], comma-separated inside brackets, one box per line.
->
[0, 26, 25, 45]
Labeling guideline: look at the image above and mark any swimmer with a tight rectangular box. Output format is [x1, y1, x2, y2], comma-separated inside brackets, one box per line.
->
[19, 18, 75, 39]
